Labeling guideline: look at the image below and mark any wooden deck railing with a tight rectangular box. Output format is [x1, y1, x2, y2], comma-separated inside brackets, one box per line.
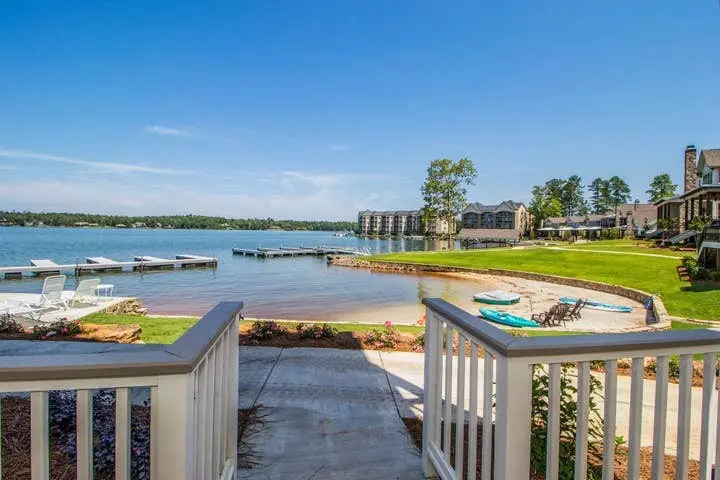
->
[0, 301, 242, 480]
[422, 298, 720, 480]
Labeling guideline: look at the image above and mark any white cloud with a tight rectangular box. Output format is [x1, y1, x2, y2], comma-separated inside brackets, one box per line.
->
[144, 125, 193, 137]
[0, 164, 17, 171]
[0, 149, 193, 175]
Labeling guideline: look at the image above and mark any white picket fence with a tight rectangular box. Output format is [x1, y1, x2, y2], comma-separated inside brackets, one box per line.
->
[422, 298, 720, 480]
[0, 301, 242, 480]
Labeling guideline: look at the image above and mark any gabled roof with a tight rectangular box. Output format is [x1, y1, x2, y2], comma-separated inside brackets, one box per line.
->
[698, 149, 720, 172]
[462, 200, 526, 214]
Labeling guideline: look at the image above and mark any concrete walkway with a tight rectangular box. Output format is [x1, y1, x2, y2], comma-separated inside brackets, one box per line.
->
[237, 347, 425, 479]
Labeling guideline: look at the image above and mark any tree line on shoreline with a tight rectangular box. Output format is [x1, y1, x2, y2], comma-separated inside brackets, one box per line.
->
[0, 211, 357, 232]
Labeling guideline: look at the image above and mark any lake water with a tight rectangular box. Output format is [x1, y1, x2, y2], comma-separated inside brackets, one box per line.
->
[0, 227, 483, 321]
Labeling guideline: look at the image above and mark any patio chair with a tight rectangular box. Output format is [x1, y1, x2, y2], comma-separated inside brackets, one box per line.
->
[567, 298, 587, 321]
[37, 275, 68, 310]
[63, 278, 101, 307]
[1, 300, 43, 322]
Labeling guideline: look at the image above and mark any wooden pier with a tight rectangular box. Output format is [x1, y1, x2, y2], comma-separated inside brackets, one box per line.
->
[232, 245, 362, 258]
[0, 254, 218, 278]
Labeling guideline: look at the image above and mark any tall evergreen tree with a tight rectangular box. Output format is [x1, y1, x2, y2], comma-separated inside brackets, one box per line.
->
[588, 178, 609, 214]
[646, 174, 677, 203]
[607, 176, 632, 214]
[561, 175, 588, 216]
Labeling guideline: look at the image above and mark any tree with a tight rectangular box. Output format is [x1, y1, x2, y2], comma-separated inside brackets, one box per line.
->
[646, 174, 678, 203]
[528, 185, 563, 229]
[561, 175, 588, 216]
[607, 176, 631, 214]
[420, 158, 478, 242]
[588, 178, 609, 214]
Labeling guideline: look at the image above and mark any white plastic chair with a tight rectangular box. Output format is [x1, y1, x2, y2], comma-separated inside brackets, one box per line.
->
[37, 275, 68, 310]
[64, 278, 101, 307]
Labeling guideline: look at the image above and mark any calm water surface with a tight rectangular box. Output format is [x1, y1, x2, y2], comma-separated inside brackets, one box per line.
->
[0, 227, 477, 319]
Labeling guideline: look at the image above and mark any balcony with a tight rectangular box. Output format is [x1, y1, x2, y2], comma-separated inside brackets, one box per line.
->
[2, 299, 720, 479]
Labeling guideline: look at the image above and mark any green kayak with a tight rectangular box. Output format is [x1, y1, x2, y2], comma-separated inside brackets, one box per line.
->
[479, 308, 539, 328]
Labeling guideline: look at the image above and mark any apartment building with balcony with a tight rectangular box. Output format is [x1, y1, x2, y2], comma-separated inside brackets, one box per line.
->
[357, 209, 451, 236]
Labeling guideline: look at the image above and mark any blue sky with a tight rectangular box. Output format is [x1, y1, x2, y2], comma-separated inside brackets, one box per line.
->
[0, 1, 718, 220]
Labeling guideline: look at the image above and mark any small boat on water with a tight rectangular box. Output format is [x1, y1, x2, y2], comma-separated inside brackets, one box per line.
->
[472, 290, 521, 305]
[479, 308, 539, 328]
[559, 297, 633, 313]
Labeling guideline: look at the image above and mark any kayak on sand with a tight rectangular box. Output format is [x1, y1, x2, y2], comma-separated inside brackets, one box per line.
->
[472, 290, 521, 305]
[559, 296, 633, 313]
[479, 308, 539, 328]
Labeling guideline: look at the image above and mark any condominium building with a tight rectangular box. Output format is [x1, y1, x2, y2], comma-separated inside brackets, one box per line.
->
[461, 201, 532, 235]
[357, 209, 452, 236]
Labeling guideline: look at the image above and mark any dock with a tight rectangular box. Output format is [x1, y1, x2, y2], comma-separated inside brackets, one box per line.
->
[0, 254, 218, 278]
[232, 245, 364, 258]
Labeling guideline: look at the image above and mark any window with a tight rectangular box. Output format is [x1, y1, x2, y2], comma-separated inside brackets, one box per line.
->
[702, 166, 714, 185]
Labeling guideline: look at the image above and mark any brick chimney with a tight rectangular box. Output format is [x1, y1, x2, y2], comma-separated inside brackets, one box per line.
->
[684, 145, 698, 193]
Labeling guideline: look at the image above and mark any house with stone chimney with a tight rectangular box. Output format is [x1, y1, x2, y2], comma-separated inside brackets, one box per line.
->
[656, 145, 720, 231]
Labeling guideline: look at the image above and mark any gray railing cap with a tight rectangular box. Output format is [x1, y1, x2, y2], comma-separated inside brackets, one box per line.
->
[0, 301, 243, 382]
[423, 298, 720, 358]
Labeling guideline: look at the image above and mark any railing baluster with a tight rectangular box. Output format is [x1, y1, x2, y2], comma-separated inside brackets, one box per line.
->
[433, 317, 443, 448]
[443, 326, 454, 462]
[150, 385, 159, 480]
[205, 349, 217, 480]
[455, 334, 466, 479]
[76, 389, 93, 480]
[1, 396, 3, 478]
[30, 391, 49, 480]
[677, 354, 693, 479]
[651, 356, 668, 479]
[715, 363, 720, 480]
[575, 361, 590, 480]
[467, 342, 479, 480]
[481, 352, 493, 480]
[546, 363, 561, 480]
[422, 310, 440, 477]
[627, 357, 644, 480]
[602, 360, 618, 480]
[198, 358, 208, 478]
[214, 336, 225, 476]
[494, 357, 532, 480]
[115, 387, 131, 480]
[700, 354, 717, 479]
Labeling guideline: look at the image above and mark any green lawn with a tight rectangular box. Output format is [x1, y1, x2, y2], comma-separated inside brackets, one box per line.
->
[367, 248, 720, 321]
[559, 240, 689, 258]
[80, 313, 198, 344]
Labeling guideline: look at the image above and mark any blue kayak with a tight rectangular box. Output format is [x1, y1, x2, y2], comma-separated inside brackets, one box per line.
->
[479, 308, 539, 328]
[559, 297, 633, 313]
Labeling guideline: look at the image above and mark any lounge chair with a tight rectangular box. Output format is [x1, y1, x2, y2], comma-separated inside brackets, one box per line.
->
[63, 278, 101, 307]
[37, 275, 68, 310]
[1, 300, 43, 322]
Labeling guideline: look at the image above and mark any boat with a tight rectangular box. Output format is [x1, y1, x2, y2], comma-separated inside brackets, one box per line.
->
[559, 297, 633, 313]
[479, 308, 539, 328]
[472, 290, 521, 305]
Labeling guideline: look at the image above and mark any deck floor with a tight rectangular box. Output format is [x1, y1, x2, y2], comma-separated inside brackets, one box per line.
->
[238, 347, 424, 479]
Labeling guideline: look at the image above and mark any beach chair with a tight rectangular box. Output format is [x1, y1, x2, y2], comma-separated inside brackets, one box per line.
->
[532, 304, 561, 327]
[0, 300, 43, 322]
[567, 298, 587, 321]
[37, 275, 68, 310]
[64, 278, 101, 307]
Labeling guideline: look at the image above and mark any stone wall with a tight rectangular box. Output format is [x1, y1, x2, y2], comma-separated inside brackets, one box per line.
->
[328, 256, 670, 328]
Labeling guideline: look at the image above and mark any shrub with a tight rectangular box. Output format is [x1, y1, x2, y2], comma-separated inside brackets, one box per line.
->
[0, 313, 25, 334]
[668, 357, 681, 379]
[412, 332, 425, 352]
[530, 364, 606, 480]
[248, 321, 287, 343]
[31, 319, 81, 340]
[589, 359, 605, 371]
[295, 323, 337, 340]
[49, 390, 151, 478]
[365, 321, 400, 349]
[682, 255, 701, 279]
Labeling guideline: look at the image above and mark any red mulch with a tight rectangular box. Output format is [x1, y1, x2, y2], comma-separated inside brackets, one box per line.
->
[402, 417, 702, 480]
[239, 328, 425, 352]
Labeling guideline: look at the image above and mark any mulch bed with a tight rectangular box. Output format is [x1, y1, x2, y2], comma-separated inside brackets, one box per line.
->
[402, 417, 702, 480]
[239, 327, 425, 352]
[0, 397, 264, 479]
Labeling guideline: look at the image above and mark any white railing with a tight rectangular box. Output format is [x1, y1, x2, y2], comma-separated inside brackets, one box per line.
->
[0, 301, 242, 480]
[422, 298, 720, 480]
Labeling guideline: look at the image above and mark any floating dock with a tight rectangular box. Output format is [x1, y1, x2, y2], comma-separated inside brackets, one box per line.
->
[0, 254, 217, 278]
[232, 245, 363, 258]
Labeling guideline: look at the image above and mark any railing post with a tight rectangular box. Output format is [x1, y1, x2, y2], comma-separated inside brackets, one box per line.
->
[494, 356, 532, 480]
[152, 373, 196, 479]
[422, 308, 440, 478]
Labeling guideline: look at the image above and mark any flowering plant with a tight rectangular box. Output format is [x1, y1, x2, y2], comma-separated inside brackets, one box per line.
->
[365, 321, 400, 349]
[296, 323, 338, 340]
[248, 321, 288, 343]
[32, 319, 81, 340]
